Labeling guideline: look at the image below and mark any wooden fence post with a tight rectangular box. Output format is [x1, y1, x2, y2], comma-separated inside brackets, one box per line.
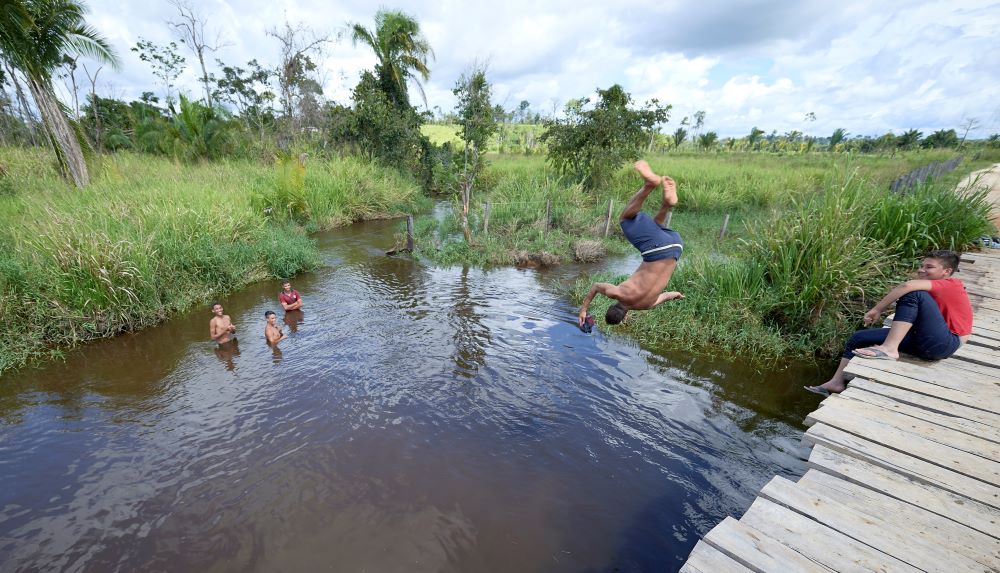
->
[406, 215, 414, 251]
[719, 213, 730, 240]
[544, 199, 552, 238]
[604, 198, 614, 237]
[664, 211, 673, 228]
[483, 202, 491, 236]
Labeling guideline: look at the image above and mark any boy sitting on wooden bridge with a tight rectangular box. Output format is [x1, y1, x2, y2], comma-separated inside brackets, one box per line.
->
[805, 250, 973, 396]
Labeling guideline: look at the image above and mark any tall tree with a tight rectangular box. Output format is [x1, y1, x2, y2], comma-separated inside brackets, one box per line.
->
[541, 84, 670, 188]
[672, 127, 687, 148]
[132, 38, 184, 110]
[896, 129, 922, 150]
[266, 21, 330, 123]
[697, 131, 718, 151]
[921, 129, 958, 149]
[349, 9, 434, 109]
[958, 116, 979, 147]
[0, 0, 120, 187]
[214, 58, 274, 140]
[829, 127, 848, 149]
[168, 0, 227, 108]
[453, 65, 498, 243]
[692, 110, 706, 132]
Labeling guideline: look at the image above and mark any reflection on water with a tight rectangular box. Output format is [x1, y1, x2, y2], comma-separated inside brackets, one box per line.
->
[283, 309, 304, 333]
[0, 217, 826, 572]
[214, 339, 241, 371]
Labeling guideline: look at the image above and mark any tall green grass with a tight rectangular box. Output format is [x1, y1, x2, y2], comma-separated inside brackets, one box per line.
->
[575, 165, 998, 360]
[0, 148, 423, 373]
[415, 150, 975, 266]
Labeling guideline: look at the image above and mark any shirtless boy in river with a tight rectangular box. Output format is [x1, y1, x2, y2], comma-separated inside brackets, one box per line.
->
[209, 302, 237, 344]
[578, 160, 684, 327]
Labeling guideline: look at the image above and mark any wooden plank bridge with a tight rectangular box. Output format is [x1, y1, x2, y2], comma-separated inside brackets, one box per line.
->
[681, 250, 1000, 573]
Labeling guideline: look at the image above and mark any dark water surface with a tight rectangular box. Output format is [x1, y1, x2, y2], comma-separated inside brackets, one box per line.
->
[1, 218, 827, 572]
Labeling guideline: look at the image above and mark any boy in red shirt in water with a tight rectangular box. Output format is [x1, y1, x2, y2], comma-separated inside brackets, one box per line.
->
[279, 280, 303, 311]
[805, 250, 973, 396]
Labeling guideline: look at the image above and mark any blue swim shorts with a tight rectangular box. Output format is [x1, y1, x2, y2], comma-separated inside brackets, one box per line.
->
[621, 212, 683, 262]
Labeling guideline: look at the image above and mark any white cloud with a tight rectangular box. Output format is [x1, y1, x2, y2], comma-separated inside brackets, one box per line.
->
[63, 0, 1000, 138]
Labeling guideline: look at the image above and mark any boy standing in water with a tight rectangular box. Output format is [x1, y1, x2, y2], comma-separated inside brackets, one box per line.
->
[279, 280, 303, 311]
[209, 302, 237, 345]
[578, 160, 684, 328]
[264, 310, 288, 345]
[805, 250, 973, 396]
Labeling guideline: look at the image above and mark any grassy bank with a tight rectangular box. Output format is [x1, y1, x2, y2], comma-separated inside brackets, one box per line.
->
[413, 149, 997, 360]
[571, 163, 997, 360]
[0, 148, 425, 373]
[414, 150, 986, 266]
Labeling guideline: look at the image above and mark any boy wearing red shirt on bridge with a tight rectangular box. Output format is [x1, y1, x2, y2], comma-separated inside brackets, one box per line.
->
[805, 250, 973, 396]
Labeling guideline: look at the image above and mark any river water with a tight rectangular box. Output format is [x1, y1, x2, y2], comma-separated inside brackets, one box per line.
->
[0, 217, 826, 572]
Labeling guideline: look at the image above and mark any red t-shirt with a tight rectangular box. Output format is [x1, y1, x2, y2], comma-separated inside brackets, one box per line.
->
[279, 289, 300, 305]
[928, 278, 973, 336]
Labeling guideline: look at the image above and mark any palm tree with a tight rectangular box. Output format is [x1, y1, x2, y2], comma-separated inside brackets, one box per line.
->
[672, 127, 687, 148]
[697, 131, 718, 151]
[829, 127, 848, 150]
[0, 0, 119, 187]
[349, 9, 433, 109]
[896, 129, 923, 150]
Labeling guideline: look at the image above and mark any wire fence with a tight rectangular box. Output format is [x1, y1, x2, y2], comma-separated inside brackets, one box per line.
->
[889, 155, 963, 194]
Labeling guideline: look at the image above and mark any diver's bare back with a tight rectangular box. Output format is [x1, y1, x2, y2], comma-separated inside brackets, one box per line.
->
[618, 258, 678, 309]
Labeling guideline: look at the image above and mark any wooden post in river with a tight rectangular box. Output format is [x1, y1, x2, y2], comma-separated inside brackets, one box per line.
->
[604, 199, 614, 237]
[483, 202, 491, 237]
[718, 213, 730, 240]
[406, 215, 414, 251]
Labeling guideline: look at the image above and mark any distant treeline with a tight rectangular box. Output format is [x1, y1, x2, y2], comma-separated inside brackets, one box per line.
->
[1, 0, 998, 192]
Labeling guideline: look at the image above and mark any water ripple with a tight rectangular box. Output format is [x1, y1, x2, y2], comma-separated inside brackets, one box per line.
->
[0, 217, 818, 572]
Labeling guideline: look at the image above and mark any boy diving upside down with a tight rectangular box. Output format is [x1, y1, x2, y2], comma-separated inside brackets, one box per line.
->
[578, 160, 684, 328]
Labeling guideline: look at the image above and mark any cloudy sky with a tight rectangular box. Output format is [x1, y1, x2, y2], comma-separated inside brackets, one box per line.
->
[69, 0, 1000, 138]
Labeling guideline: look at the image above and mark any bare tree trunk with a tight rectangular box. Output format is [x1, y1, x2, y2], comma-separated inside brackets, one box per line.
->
[169, 0, 229, 108]
[27, 76, 89, 187]
[3, 61, 38, 146]
[460, 142, 471, 243]
[62, 55, 81, 119]
[83, 64, 103, 154]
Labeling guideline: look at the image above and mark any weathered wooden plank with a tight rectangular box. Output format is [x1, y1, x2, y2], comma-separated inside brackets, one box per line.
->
[954, 344, 1000, 368]
[759, 476, 994, 573]
[945, 356, 1000, 380]
[974, 313, 1000, 325]
[971, 334, 1000, 350]
[740, 497, 921, 572]
[806, 396, 1000, 468]
[681, 540, 753, 573]
[974, 326, 1000, 341]
[844, 363, 993, 412]
[968, 296, 1000, 307]
[839, 386, 1000, 443]
[807, 444, 1000, 539]
[803, 423, 1000, 510]
[847, 376, 1000, 429]
[703, 517, 832, 572]
[798, 470, 1000, 568]
[968, 288, 1000, 301]
[850, 356, 1000, 392]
